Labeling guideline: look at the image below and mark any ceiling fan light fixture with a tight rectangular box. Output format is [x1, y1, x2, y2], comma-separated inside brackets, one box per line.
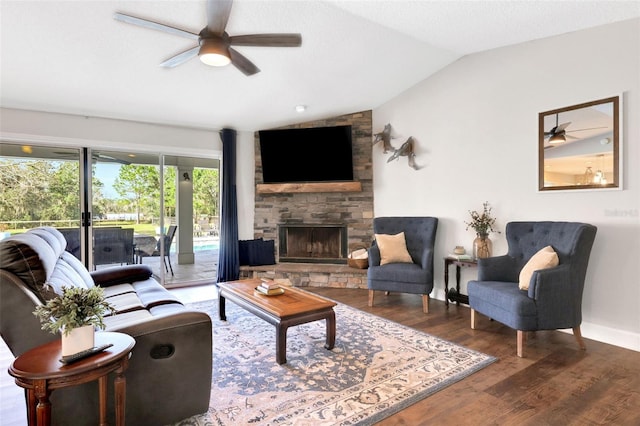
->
[549, 133, 566, 144]
[199, 39, 231, 67]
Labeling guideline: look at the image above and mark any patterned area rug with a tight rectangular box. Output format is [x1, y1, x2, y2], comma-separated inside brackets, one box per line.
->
[173, 298, 497, 426]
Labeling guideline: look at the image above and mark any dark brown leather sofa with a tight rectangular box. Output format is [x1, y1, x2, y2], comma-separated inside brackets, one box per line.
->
[0, 227, 212, 425]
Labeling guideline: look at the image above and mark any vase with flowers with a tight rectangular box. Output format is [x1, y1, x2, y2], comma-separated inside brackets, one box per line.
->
[33, 286, 116, 356]
[465, 201, 500, 259]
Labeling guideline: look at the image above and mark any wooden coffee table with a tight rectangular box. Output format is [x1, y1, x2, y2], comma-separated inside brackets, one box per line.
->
[217, 279, 336, 364]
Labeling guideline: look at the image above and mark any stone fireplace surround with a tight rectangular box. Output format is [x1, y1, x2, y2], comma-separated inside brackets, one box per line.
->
[239, 110, 374, 288]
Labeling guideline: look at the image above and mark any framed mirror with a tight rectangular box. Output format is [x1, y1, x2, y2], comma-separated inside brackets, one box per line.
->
[539, 96, 620, 191]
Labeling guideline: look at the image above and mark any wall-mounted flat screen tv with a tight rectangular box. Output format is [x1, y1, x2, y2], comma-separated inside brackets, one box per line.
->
[258, 125, 354, 183]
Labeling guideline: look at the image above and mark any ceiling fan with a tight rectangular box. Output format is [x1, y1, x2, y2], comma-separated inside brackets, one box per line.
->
[54, 152, 131, 165]
[544, 113, 608, 145]
[114, 0, 302, 76]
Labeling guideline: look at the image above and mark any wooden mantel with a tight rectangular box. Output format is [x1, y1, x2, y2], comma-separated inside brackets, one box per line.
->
[257, 181, 362, 194]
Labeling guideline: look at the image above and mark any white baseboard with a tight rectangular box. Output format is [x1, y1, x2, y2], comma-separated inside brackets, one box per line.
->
[569, 321, 640, 353]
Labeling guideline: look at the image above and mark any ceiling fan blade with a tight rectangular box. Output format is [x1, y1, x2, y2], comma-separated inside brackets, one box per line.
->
[229, 34, 302, 47]
[567, 126, 608, 133]
[160, 46, 200, 68]
[114, 12, 199, 40]
[545, 122, 570, 138]
[207, 0, 233, 35]
[229, 47, 260, 76]
[95, 154, 131, 165]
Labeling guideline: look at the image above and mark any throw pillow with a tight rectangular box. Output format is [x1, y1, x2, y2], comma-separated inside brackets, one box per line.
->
[375, 232, 413, 265]
[518, 245, 559, 290]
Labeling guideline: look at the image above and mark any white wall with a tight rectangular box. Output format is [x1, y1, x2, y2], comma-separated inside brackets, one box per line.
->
[0, 108, 221, 157]
[372, 19, 639, 351]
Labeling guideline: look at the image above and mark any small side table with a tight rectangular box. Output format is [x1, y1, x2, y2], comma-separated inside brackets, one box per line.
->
[8, 331, 135, 426]
[444, 256, 478, 307]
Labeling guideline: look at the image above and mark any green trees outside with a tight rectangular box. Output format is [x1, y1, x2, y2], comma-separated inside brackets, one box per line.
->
[0, 158, 219, 231]
[0, 160, 81, 225]
[113, 164, 160, 224]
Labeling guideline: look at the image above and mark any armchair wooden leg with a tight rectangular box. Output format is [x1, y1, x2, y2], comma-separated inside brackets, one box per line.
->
[573, 326, 587, 351]
[470, 309, 477, 329]
[421, 295, 429, 314]
[517, 330, 526, 358]
[368, 290, 374, 307]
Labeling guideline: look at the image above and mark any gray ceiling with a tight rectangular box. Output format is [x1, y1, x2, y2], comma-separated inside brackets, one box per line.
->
[1, 1, 639, 132]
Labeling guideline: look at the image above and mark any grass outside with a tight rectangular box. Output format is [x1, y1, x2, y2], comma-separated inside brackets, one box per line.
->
[2, 221, 162, 236]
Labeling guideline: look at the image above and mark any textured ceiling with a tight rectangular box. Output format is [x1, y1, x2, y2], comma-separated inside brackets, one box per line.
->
[1, 0, 638, 132]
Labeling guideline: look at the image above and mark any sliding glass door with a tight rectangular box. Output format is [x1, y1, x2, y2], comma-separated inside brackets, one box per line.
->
[0, 143, 219, 286]
[0, 143, 82, 248]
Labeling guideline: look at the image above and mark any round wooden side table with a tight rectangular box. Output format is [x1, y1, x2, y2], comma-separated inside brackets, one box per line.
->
[8, 331, 135, 426]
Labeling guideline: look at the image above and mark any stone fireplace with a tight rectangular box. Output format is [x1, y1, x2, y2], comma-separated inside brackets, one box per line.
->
[242, 110, 374, 288]
[278, 224, 348, 264]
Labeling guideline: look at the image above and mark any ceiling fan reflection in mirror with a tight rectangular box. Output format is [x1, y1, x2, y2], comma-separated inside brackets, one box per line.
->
[114, 0, 302, 76]
[544, 113, 607, 145]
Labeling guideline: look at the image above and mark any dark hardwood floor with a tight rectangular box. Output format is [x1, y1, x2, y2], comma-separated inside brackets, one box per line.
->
[307, 288, 640, 426]
[2, 285, 639, 425]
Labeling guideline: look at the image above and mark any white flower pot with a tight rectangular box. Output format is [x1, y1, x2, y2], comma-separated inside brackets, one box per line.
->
[61, 325, 95, 356]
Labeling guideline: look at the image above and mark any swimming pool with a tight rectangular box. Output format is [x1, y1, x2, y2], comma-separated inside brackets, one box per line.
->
[193, 239, 220, 251]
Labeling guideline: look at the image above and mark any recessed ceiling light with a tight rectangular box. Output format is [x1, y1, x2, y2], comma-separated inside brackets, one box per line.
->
[295, 105, 306, 113]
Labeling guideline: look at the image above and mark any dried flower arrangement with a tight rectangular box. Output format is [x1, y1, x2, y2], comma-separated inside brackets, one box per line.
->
[465, 201, 500, 237]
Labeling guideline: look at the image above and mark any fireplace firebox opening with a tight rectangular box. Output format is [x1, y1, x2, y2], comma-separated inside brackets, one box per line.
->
[278, 224, 348, 264]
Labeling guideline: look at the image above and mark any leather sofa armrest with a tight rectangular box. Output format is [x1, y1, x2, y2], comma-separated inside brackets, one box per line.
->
[101, 309, 213, 424]
[90, 264, 153, 287]
[477, 255, 519, 282]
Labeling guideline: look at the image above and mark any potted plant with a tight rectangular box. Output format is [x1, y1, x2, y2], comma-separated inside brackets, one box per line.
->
[465, 201, 500, 259]
[33, 286, 116, 356]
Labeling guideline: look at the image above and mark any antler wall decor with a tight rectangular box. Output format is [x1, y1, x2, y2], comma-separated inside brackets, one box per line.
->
[373, 123, 395, 153]
[373, 123, 421, 170]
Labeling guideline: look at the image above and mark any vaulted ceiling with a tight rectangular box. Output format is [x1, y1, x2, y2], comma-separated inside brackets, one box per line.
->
[1, 1, 638, 132]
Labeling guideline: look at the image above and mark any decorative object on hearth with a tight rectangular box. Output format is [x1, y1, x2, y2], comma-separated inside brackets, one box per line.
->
[174, 300, 497, 426]
[387, 136, 420, 170]
[347, 245, 369, 269]
[373, 123, 395, 153]
[33, 286, 115, 356]
[465, 201, 500, 259]
[114, 0, 302, 76]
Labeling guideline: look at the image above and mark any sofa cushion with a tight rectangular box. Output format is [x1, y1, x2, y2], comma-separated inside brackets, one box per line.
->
[518, 245, 559, 290]
[375, 232, 413, 265]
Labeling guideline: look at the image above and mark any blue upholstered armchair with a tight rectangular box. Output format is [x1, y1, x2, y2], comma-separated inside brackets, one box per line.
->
[367, 217, 438, 313]
[467, 221, 597, 357]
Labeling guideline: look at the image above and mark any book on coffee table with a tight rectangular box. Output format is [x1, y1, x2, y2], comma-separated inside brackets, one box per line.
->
[254, 286, 285, 296]
[259, 279, 280, 291]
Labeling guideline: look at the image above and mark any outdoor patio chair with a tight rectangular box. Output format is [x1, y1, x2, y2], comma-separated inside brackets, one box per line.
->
[139, 225, 177, 276]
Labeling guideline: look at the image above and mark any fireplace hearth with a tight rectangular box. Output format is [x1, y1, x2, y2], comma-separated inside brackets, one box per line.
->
[278, 224, 348, 264]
